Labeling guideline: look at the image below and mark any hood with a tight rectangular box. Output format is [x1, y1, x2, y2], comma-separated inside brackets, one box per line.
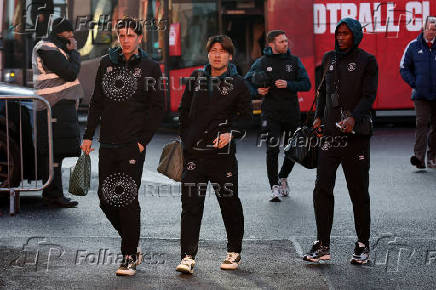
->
[202, 63, 239, 78]
[263, 47, 292, 58]
[108, 46, 148, 65]
[335, 18, 363, 54]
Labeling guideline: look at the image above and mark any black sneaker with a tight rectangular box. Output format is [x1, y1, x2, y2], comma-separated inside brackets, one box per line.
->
[116, 255, 137, 276]
[303, 240, 331, 262]
[350, 242, 370, 265]
[410, 155, 426, 169]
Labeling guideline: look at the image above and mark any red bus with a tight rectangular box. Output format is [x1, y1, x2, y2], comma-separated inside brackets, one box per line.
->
[1, 0, 433, 119]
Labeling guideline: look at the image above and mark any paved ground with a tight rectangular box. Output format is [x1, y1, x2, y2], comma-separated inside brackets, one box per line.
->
[1, 127, 436, 289]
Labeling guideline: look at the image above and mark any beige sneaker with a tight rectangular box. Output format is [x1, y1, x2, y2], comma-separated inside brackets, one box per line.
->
[116, 255, 137, 276]
[220, 252, 241, 270]
[176, 255, 195, 274]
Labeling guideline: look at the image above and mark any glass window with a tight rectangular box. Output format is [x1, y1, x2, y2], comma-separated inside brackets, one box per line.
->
[170, 0, 217, 68]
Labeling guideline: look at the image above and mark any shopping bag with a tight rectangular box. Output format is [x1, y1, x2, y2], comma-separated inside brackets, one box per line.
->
[157, 139, 183, 182]
[68, 154, 91, 196]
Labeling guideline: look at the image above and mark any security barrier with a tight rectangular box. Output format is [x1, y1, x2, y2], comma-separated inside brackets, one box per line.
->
[0, 95, 53, 215]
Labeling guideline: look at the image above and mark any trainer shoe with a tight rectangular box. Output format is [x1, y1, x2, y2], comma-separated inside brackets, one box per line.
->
[427, 160, 436, 168]
[176, 255, 195, 274]
[220, 252, 241, 270]
[279, 178, 290, 197]
[303, 240, 331, 263]
[269, 185, 281, 202]
[116, 255, 137, 276]
[350, 242, 370, 265]
[410, 155, 425, 169]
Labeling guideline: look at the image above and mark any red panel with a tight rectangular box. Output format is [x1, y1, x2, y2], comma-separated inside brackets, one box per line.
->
[169, 23, 182, 56]
[268, 0, 436, 111]
[267, 0, 316, 112]
[169, 66, 203, 112]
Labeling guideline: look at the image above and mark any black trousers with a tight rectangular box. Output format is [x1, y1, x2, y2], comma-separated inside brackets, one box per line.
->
[180, 154, 244, 259]
[40, 155, 64, 198]
[263, 119, 297, 188]
[98, 143, 145, 256]
[313, 136, 371, 246]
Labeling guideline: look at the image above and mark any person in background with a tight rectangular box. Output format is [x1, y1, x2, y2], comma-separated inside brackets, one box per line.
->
[32, 17, 82, 208]
[245, 30, 311, 202]
[400, 16, 436, 169]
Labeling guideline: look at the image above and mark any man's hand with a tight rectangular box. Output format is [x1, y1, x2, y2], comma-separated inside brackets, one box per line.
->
[66, 37, 77, 51]
[137, 142, 145, 152]
[213, 133, 232, 149]
[257, 87, 269, 96]
[313, 117, 323, 137]
[275, 79, 287, 89]
[80, 139, 94, 155]
[313, 117, 322, 129]
[338, 117, 355, 133]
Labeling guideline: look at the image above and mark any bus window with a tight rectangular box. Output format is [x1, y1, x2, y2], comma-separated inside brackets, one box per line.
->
[169, 0, 217, 69]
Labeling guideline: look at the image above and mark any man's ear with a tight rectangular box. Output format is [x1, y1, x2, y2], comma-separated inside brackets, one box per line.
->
[229, 55, 233, 61]
[138, 34, 143, 43]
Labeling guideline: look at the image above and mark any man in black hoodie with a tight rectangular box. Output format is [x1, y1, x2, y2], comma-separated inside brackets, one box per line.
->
[176, 35, 251, 274]
[81, 17, 164, 276]
[303, 18, 378, 265]
[245, 30, 311, 202]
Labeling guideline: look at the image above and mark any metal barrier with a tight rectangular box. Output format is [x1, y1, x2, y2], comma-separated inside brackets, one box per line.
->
[0, 95, 53, 215]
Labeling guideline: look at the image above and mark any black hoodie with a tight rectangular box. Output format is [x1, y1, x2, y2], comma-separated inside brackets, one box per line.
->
[315, 18, 378, 136]
[83, 47, 164, 146]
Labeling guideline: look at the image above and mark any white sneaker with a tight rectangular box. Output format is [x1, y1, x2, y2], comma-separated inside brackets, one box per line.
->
[176, 255, 195, 274]
[279, 178, 290, 197]
[269, 185, 281, 202]
[220, 252, 241, 270]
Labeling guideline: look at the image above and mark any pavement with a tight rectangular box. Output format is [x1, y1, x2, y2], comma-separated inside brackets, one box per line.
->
[1, 127, 436, 289]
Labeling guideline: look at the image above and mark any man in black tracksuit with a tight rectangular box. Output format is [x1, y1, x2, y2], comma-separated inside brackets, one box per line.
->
[176, 35, 251, 274]
[303, 18, 378, 265]
[245, 30, 311, 202]
[81, 18, 164, 276]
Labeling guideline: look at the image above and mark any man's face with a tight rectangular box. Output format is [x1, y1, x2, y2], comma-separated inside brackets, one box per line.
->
[336, 23, 353, 50]
[424, 22, 436, 41]
[270, 34, 288, 54]
[208, 42, 232, 71]
[57, 31, 73, 39]
[118, 28, 142, 55]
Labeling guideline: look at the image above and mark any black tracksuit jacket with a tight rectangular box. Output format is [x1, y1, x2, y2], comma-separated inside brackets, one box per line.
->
[315, 47, 378, 136]
[84, 47, 164, 146]
[179, 64, 252, 158]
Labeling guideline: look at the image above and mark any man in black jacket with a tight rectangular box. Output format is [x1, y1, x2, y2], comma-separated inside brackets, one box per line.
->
[32, 17, 82, 208]
[303, 18, 378, 265]
[81, 17, 164, 276]
[176, 35, 251, 274]
[245, 30, 311, 202]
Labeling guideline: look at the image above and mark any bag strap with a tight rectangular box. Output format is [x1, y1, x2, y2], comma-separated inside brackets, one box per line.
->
[304, 55, 330, 126]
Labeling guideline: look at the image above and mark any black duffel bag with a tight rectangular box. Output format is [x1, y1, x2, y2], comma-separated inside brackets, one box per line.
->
[284, 126, 319, 169]
[284, 69, 327, 169]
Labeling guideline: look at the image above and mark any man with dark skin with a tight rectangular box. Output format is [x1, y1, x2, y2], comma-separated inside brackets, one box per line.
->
[303, 18, 378, 265]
